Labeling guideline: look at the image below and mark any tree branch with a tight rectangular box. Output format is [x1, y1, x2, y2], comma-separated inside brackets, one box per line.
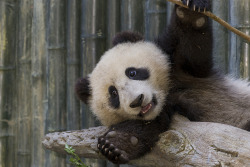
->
[167, 0, 250, 42]
[42, 115, 250, 167]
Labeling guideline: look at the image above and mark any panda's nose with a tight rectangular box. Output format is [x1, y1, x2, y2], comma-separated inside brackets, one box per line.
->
[130, 94, 144, 108]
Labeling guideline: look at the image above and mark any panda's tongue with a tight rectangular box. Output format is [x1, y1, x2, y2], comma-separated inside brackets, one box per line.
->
[140, 103, 152, 115]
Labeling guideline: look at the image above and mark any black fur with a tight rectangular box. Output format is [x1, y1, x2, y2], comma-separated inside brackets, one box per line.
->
[242, 121, 250, 132]
[155, 4, 212, 77]
[130, 94, 144, 108]
[112, 31, 144, 46]
[125, 67, 150, 80]
[108, 86, 120, 109]
[75, 77, 91, 104]
[97, 108, 173, 164]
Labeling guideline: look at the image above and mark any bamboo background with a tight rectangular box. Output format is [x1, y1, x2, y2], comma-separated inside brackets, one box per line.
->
[0, 0, 249, 167]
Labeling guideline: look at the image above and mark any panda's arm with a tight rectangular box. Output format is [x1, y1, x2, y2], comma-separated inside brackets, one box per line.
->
[156, 0, 213, 78]
[97, 108, 173, 164]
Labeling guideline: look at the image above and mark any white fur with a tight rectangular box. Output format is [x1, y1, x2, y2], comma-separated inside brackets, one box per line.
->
[224, 76, 250, 100]
[89, 42, 170, 126]
[225, 76, 250, 95]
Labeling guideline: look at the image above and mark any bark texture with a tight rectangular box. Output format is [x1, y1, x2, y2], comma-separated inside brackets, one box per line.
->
[42, 115, 250, 167]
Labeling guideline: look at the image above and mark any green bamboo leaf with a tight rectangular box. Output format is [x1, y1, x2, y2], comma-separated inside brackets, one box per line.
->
[65, 144, 89, 167]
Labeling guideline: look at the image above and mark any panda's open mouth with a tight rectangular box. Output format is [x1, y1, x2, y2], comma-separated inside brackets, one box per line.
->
[140, 102, 154, 115]
[138, 95, 157, 117]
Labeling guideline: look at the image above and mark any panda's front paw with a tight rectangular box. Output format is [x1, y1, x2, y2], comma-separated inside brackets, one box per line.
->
[98, 136, 129, 164]
[181, 0, 210, 12]
[98, 131, 139, 164]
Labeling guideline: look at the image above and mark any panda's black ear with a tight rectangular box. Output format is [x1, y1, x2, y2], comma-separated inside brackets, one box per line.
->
[75, 77, 91, 104]
[112, 31, 144, 46]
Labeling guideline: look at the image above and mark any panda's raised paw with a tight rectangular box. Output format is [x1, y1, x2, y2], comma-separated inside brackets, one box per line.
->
[181, 0, 210, 12]
[98, 136, 129, 164]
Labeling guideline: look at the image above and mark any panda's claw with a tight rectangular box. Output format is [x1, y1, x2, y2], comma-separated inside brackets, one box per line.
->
[181, 0, 210, 12]
[104, 140, 110, 146]
[110, 148, 128, 163]
[113, 148, 121, 155]
[119, 154, 129, 163]
[109, 144, 115, 150]
[98, 137, 105, 145]
[106, 131, 117, 138]
[97, 135, 129, 164]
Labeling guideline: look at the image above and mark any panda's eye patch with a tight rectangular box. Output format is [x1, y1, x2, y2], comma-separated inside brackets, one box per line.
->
[125, 67, 150, 80]
[108, 86, 120, 109]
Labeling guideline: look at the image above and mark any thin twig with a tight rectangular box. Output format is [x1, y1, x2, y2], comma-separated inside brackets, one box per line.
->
[167, 0, 250, 42]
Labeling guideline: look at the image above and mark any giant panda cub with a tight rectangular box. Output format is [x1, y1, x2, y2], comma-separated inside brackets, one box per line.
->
[75, 0, 250, 164]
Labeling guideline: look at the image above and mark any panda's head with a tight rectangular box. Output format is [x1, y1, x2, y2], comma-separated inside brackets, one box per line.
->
[75, 32, 170, 126]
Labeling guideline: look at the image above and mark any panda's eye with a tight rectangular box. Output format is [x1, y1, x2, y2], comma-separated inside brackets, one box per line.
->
[129, 70, 137, 77]
[109, 86, 118, 98]
[111, 89, 118, 98]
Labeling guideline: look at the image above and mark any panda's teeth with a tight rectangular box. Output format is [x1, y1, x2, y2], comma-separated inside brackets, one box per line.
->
[141, 103, 152, 114]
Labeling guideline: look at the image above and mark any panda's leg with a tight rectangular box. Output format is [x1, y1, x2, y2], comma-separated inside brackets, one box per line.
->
[97, 110, 172, 164]
[156, 0, 213, 78]
[176, 2, 213, 77]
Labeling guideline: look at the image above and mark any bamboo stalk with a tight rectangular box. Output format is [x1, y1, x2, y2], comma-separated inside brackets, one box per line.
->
[81, 0, 107, 127]
[46, 0, 67, 166]
[228, 0, 250, 79]
[121, 0, 145, 33]
[31, 0, 47, 166]
[81, 0, 107, 166]
[0, 1, 17, 166]
[145, 0, 167, 40]
[212, 0, 229, 74]
[107, 0, 121, 48]
[166, 1, 175, 25]
[66, 0, 81, 131]
[16, 0, 33, 166]
[167, 0, 250, 42]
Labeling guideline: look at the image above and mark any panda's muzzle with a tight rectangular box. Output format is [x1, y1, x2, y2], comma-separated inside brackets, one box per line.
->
[129, 94, 144, 108]
[130, 94, 157, 117]
[140, 95, 157, 117]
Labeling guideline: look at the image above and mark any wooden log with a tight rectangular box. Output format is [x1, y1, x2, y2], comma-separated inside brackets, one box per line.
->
[42, 115, 250, 167]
